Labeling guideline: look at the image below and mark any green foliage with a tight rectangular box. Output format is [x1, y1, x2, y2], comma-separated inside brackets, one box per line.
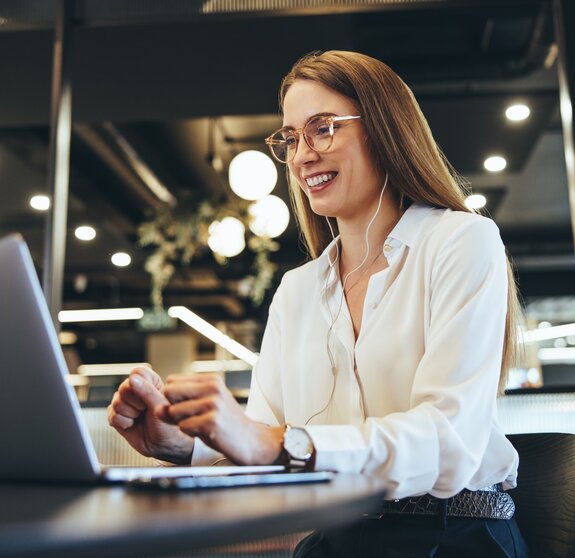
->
[138, 200, 278, 309]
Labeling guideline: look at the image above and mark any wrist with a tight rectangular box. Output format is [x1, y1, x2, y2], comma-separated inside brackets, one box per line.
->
[250, 423, 285, 465]
[155, 437, 195, 465]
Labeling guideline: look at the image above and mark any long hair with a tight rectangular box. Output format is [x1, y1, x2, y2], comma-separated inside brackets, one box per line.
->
[279, 50, 521, 390]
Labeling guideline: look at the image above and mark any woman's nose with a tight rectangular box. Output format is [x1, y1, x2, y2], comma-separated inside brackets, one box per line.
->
[291, 137, 319, 167]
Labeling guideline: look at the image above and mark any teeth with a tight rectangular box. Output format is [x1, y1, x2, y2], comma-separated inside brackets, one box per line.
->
[305, 173, 335, 188]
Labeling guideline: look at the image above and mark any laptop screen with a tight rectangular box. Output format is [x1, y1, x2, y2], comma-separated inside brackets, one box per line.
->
[0, 235, 101, 482]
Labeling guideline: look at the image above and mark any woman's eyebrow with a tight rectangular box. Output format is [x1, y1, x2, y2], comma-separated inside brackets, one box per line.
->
[281, 112, 337, 129]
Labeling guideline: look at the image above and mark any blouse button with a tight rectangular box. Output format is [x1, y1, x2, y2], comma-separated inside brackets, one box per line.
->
[383, 244, 392, 253]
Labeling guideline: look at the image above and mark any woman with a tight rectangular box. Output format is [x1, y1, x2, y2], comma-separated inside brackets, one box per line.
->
[109, 51, 528, 556]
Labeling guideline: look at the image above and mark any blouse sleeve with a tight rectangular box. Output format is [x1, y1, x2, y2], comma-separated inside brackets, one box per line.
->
[304, 218, 511, 498]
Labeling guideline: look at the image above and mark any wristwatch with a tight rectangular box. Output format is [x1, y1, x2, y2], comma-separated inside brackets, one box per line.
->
[280, 424, 316, 471]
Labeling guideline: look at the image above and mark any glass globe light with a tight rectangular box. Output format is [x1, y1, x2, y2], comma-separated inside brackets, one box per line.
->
[228, 150, 277, 201]
[248, 195, 290, 238]
[208, 216, 246, 258]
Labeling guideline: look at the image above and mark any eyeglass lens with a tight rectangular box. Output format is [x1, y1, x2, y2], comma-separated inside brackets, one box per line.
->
[269, 116, 334, 163]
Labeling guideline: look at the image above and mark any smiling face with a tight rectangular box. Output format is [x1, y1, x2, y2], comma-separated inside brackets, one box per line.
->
[282, 79, 383, 224]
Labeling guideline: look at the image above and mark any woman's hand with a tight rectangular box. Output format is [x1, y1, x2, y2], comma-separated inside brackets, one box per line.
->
[159, 373, 284, 466]
[107, 367, 195, 464]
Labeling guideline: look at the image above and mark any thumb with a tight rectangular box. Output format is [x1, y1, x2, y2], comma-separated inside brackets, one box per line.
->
[129, 374, 168, 409]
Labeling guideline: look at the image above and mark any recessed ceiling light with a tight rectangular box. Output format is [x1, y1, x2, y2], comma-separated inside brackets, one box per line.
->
[75, 225, 96, 241]
[111, 252, 131, 267]
[30, 195, 50, 211]
[484, 156, 507, 172]
[464, 194, 487, 210]
[505, 104, 530, 122]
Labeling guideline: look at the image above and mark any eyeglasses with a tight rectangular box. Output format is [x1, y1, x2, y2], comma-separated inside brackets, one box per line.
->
[265, 114, 362, 164]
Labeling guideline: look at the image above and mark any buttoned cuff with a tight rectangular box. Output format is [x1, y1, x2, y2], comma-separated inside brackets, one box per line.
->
[306, 424, 373, 473]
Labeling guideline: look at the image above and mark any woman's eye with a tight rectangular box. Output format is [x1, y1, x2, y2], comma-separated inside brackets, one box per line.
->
[285, 135, 297, 147]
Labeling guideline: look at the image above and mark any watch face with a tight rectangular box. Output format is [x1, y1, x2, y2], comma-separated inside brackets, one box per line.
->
[284, 427, 314, 461]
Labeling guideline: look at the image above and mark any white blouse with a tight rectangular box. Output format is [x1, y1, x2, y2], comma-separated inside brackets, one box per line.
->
[194, 203, 519, 500]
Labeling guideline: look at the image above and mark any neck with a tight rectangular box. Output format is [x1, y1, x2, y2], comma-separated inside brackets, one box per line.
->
[337, 199, 402, 272]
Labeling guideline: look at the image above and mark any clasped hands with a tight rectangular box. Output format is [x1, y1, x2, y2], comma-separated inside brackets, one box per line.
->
[108, 367, 284, 466]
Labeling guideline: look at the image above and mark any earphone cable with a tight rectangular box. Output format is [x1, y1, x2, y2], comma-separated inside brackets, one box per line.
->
[306, 172, 389, 424]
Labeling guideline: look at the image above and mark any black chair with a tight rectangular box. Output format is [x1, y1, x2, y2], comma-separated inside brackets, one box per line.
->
[508, 433, 575, 558]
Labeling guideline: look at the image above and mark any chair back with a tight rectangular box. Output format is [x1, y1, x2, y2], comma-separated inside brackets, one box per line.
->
[508, 433, 575, 558]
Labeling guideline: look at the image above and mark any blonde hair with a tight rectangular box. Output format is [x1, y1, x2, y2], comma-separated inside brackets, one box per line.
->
[279, 50, 521, 390]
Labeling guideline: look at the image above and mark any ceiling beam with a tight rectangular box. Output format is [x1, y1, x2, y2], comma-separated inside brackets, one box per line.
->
[553, 0, 575, 250]
[0, 0, 545, 32]
[43, 0, 73, 330]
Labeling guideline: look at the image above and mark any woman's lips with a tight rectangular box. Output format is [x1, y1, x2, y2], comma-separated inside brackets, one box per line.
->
[305, 172, 338, 194]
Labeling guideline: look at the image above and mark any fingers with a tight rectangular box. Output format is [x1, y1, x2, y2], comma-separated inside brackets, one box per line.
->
[160, 374, 231, 435]
[117, 380, 146, 411]
[177, 412, 219, 440]
[165, 372, 215, 382]
[150, 400, 214, 449]
[110, 391, 141, 419]
[132, 366, 164, 391]
[107, 391, 137, 430]
[162, 397, 217, 423]
[108, 404, 135, 430]
[127, 370, 169, 408]
[163, 373, 225, 404]
[108, 367, 167, 430]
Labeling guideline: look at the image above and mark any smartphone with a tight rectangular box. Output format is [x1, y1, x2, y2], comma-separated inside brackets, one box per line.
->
[128, 470, 335, 490]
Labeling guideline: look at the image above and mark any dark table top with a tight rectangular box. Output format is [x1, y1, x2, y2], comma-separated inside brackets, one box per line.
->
[0, 473, 387, 558]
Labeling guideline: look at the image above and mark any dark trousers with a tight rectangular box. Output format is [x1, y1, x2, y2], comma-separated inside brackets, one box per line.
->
[293, 515, 529, 558]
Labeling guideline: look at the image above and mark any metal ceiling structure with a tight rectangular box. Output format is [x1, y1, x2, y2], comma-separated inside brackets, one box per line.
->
[0, 0, 573, 363]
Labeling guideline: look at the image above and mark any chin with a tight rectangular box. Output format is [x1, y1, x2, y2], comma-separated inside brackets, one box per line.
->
[308, 202, 336, 218]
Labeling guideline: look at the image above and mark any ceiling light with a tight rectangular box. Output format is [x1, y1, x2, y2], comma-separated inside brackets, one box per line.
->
[537, 347, 575, 364]
[190, 359, 249, 373]
[59, 307, 144, 322]
[248, 195, 290, 238]
[505, 104, 530, 122]
[522, 322, 575, 343]
[75, 225, 96, 241]
[111, 252, 131, 267]
[464, 194, 487, 210]
[228, 150, 277, 201]
[169, 306, 258, 366]
[58, 331, 78, 345]
[30, 195, 50, 211]
[74, 274, 88, 293]
[77, 363, 149, 376]
[483, 156, 507, 172]
[208, 217, 245, 258]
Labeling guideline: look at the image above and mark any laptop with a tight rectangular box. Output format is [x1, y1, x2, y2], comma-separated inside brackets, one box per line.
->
[0, 234, 332, 488]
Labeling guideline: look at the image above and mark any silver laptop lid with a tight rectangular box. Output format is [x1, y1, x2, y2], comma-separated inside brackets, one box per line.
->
[0, 234, 101, 482]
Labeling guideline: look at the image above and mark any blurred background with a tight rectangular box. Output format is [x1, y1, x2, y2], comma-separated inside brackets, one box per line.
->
[0, 0, 574, 401]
